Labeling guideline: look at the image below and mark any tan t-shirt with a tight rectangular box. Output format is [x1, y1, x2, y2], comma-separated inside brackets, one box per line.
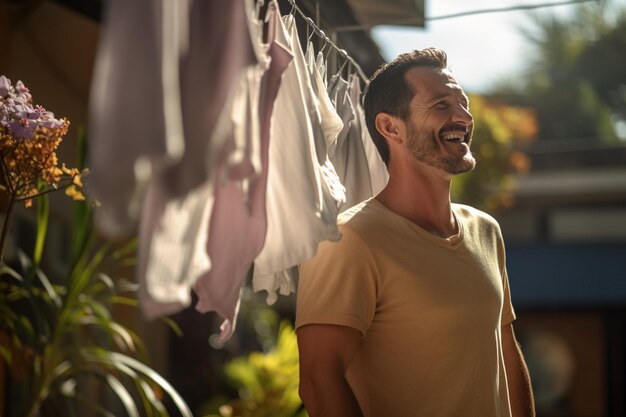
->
[296, 198, 516, 417]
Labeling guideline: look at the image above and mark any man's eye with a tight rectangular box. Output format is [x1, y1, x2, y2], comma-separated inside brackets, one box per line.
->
[435, 102, 449, 109]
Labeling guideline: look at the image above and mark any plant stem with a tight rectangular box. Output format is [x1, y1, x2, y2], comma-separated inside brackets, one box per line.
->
[0, 191, 16, 262]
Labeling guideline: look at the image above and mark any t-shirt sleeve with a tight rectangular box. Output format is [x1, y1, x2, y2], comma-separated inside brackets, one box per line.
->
[501, 264, 516, 325]
[496, 225, 516, 325]
[296, 225, 377, 336]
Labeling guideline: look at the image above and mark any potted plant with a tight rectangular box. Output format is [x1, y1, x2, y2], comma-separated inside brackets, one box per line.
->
[0, 75, 191, 417]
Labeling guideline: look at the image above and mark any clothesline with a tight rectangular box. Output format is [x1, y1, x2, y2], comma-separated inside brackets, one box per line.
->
[89, 0, 388, 343]
[283, 0, 370, 84]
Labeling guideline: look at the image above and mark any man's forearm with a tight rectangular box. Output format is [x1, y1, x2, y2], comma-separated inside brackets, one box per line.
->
[503, 326, 536, 417]
[299, 373, 363, 417]
[507, 349, 535, 417]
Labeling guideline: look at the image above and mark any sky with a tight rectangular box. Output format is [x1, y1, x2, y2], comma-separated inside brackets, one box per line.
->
[370, 0, 585, 94]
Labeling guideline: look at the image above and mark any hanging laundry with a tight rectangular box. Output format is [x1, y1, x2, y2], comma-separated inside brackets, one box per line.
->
[348, 73, 389, 195]
[165, 0, 260, 197]
[327, 72, 373, 210]
[308, 48, 344, 163]
[88, 0, 187, 236]
[252, 12, 346, 304]
[193, 0, 293, 342]
[138, 180, 214, 318]
[88, 0, 258, 236]
[251, 45, 347, 303]
[136, 0, 261, 321]
[90, 0, 379, 340]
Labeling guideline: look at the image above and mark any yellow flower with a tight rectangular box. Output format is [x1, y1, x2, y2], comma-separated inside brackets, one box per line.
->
[1, 76, 85, 207]
[65, 184, 85, 201]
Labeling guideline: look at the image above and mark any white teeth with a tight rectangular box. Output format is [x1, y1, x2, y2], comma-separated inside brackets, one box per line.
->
[441, 131, 467, 142]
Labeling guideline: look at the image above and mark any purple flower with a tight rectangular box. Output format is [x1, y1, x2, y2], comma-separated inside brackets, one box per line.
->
[13, 111, 30, 119]
[0, 77, 66, 139]
[15, 80, 29, 94]
[27, 109, 43, 119]
[0, 76, 11, 97]
[15, 81, 32, 103]
[39, 119, 64, 130]
[8, 119, 37, 139]
[12, 100, 30, 113]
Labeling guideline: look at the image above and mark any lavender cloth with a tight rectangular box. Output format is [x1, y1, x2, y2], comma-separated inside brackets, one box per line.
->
[193, 1, 293, 341]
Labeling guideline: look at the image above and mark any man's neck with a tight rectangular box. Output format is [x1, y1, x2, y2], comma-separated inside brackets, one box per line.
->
[376, 163, 458, 238]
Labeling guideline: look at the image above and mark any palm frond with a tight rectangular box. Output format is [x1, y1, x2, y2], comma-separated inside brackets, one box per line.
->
[106, 374, 141, 417]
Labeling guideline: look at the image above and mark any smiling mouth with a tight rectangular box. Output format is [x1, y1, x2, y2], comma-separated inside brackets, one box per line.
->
[440, 129, 470, 144]
[440, 131, 469, 144]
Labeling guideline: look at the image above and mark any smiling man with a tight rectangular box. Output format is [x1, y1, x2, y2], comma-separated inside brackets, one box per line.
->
[295, 48, 535, 417]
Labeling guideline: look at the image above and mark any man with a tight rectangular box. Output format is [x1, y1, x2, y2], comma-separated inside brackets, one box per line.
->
[295, 48, 535, 417]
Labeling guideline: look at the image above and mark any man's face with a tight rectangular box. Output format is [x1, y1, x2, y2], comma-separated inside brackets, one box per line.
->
[402, 66, 475, 175]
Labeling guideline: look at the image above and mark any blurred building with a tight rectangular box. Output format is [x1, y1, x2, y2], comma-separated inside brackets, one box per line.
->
[499, 139, 626, 417]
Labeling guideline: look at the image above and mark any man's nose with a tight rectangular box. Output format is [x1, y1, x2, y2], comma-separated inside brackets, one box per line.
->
[452, 104, 473, 125]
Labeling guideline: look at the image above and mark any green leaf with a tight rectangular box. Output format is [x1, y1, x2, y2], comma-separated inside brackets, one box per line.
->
[68, 233, 96, 289]
[111, 295, 139, 307]
[68, 128, 92, 271]
[66, 242, 111, 307]
[18, 315, 35, 339]
[4, 285, 29, 302]
[76, 348, 191, 417]
[75, 127, 88, 172]
[109, 352, 192, 417]
[136, 379, 167, 416]
[115, 279, 140, 293]
[88, 273, 115, 300]
[82, 296, 112, 321]
[111, 239, 138, 262]
[160, 316, 184, 338]
[78, 316, 136, 354]
[33, 187, 49, 266]
[100, 369, 165, 417]
[0, 263, 23, 281]
[134, 378, 156, 417]
[106, 374, 140, 417]
[0, 344, 12, 365]
[115, 258, 138, 268]
[34, 264, 62, 309]
[68, 198, 92, 272]
[52, 360, 73, 380]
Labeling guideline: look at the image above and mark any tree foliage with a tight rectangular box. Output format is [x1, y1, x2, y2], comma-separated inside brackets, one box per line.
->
[488, 1, 626, 142]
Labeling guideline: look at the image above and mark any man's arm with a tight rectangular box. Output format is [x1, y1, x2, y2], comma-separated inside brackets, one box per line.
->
[297, 324, 363, 417]
[502, 322, 536, 417]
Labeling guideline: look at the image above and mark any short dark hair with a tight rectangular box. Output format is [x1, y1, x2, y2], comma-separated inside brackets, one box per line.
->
[363, 48, 448, 166]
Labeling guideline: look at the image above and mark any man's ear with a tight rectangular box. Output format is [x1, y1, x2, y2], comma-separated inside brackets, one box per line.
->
[375, 112, 404, 145]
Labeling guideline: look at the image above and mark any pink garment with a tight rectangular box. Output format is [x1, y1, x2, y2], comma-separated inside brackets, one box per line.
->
[193, 1, 293, 341]
[163, 0, 258, 196]
[137, 0, 259, 319]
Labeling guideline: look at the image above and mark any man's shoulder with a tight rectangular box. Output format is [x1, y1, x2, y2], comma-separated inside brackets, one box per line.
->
[453, 203, 501, 231]
[337, 198, 387, 232]
[302, 201, 378, 268]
